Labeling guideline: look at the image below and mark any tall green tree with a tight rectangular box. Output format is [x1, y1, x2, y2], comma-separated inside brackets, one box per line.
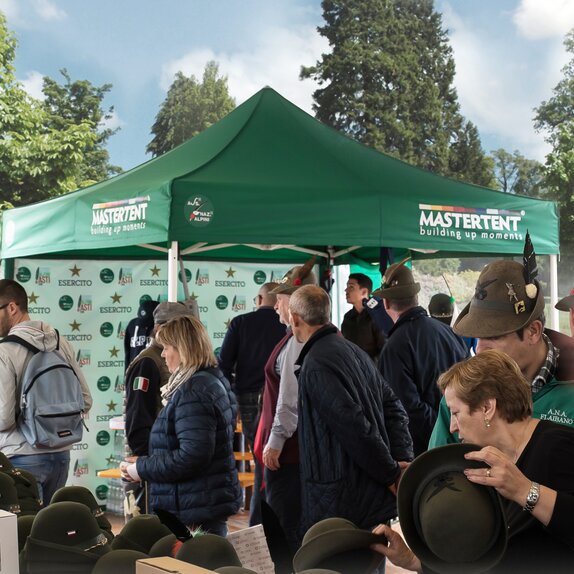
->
[534, 30, 574, 288]
[147, 61, 235, 157]
[0, 12, 96, 206]
[491, 148, 545, 197]
[42, 69, 121, 185]
[300, 0, 493, 185]
[449, 121, 495, 188]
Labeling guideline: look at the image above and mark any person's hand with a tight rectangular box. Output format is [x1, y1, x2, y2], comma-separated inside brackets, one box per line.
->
[120, 457, 139, 482]
[388, 461, 410, 496]
[370, 524, 422, 573]
[464, 446, 531, 505]
[263, 446, 281, 471]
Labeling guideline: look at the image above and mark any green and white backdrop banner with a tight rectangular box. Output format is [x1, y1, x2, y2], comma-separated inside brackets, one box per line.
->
[11, 258, 294, 509]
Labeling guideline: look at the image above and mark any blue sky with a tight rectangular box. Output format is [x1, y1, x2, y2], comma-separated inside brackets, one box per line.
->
[2, 0, 574, 172]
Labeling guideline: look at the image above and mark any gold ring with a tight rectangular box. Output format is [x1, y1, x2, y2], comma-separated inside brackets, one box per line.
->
[486, 468, 491, 478]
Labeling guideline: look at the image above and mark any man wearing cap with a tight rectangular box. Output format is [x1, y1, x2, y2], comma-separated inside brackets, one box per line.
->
[289, 285, 413, 536]
[218, 282, 286, 451]
[124, 301, 198, 458]
[0, 279, 93, 505]
[253, 258, 316, 555]
[556, 287, 574, 337]
[376, 261, 469, 456]
[341, 273, 386, 361]
[123, 300, 159, 371]
[429, 257, 574, 448]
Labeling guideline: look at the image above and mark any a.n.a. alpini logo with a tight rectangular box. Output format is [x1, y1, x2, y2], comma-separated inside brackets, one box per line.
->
[77, 295, 93, 313]
[253, 270, 267, 285]
[35, 267, 50, 285]
[76, 349, 91, 367]
[16, 266, 31, 283]
[118, 267, 133, 285]
[418, 204, 525, 243]
[195, 268, 209, 286]
[117, 321, 128, 339]
[232, 295, 246, 312]
[185, 195, 214, 227]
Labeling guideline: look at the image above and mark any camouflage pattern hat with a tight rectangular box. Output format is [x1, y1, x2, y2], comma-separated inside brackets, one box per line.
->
[51, 486, 113, 542]
[454, 260, 545, 338]
[92, 549, 149, 574]
[271, 257, 318, 295]
[373, 258, 420, 300]
[112, 514, 172, 554]
[175, 533, 242, 569]
[293, 517, 386, 574]
[0, 471, 20, 514]
[555, 287, 574, 312]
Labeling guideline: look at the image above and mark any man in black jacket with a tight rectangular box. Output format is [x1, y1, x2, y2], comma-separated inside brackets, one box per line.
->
[289, 285, 413, 536]
[375, 260, 469, 456]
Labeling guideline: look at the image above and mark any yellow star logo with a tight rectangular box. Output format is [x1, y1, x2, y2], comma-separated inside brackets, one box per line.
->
[224, 318, 232, 329]
[225, 267, 236, 278]
[111, 292, 122, 304]
[69, 320, 81, 332]
[28, 292, 39, 304]
[70, 265, 81, 277]
[190, 292, 199, 301]
[150, 265, 161, 277]
[109, 346, 120, 358]
[106, 401, 118, 413]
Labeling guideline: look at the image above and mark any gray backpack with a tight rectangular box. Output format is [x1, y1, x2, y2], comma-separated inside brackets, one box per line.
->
[1, 332, 86, 448]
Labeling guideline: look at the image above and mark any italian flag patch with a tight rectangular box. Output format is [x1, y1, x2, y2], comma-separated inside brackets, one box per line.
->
[133, 377, 149, 392]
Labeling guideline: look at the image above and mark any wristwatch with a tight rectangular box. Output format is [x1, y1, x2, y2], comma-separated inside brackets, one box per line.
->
[523, 481, 540, 512]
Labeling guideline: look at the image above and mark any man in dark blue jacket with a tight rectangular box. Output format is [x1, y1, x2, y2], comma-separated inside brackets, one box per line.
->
[375, 260, 469, 456]
[289, 285, 413, 536]
[218, 282, 286, 449]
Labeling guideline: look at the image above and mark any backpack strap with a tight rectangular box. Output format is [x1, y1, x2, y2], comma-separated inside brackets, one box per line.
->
[0, 334, 40, 355]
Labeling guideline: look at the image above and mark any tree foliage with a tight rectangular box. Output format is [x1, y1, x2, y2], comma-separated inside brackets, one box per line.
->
[300, 0, 493, 186]
[147, 61, 235, 157]
[42, 69, 122, 185]
[534, 30, 574, 289]
[491, 148, 545, 197]
[0, 13, 101, 206]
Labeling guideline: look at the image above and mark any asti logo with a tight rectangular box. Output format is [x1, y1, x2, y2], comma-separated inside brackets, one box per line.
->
[271, 270, 287, 282]
[35, 267, 51, 285]
[77, 295, 93, 313]
[119, 267, 133, 285]
[76, 349, 91, 367]
[232, 295, 246, 312]
[196, 268, 209, 285]
[117, 321, 128, 339]
[114, 375, 125, 393]
[73, 458, 89, 477]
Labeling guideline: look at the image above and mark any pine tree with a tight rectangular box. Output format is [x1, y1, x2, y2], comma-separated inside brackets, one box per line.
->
[147, 61, 235, 157]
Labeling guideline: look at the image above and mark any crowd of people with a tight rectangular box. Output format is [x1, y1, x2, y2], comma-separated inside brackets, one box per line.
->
[1, 235, 574, 573]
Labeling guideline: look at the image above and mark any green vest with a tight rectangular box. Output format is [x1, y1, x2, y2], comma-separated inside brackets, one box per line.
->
[428, 377, 574, 449]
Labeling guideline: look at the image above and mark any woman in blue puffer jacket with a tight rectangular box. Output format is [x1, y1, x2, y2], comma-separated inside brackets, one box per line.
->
[121, 315, 241, 536]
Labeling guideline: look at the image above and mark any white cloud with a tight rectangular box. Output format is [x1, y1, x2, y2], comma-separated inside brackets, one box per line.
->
[160, 25, 328, 114]
[20, 70, 45, 100]
[441, 3, 565, 161]
[513, 0, 574, 40]
[100, 109, 124, 131]
[31, 0, 66, 21]
[0, 0, 18, 20]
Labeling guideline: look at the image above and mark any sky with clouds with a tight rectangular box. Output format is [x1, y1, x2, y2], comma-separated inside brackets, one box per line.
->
[1, 0, 574, 172]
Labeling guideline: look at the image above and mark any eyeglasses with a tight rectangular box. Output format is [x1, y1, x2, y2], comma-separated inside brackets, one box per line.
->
[0, 303, 9, 311]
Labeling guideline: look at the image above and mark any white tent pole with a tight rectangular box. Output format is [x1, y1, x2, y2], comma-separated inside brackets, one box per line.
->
[549, 254, 559, 331]
[167, 241, 179, 302]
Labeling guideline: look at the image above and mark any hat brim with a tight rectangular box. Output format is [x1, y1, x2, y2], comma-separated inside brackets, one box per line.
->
[373, 283, 420, 300]
[270, 284, 296, 295]
[453, 282, 545, 338]
[293, 529, 385, 573]
[398, 444, 507, 574]
[556, 295, 574, 312]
